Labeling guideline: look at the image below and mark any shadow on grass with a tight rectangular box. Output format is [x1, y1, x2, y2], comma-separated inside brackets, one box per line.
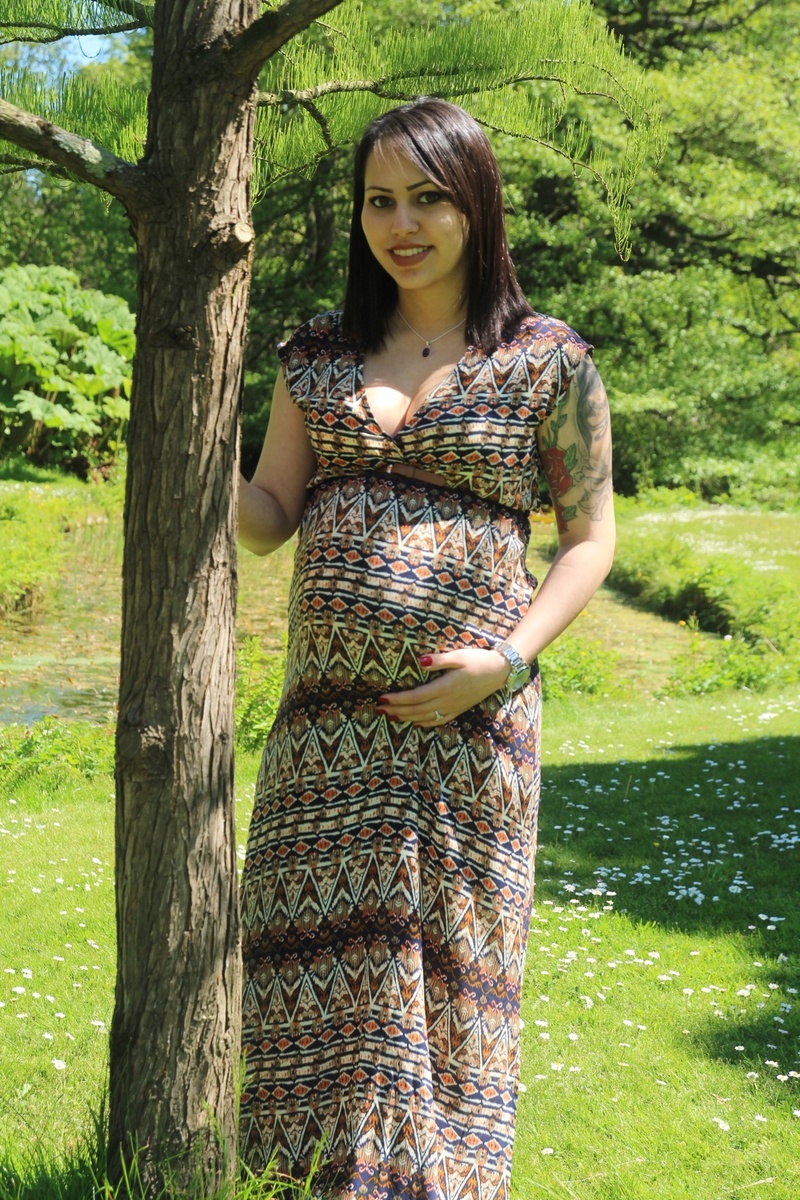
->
[537, 733, 799, 943]
[537, 733, 800, 1085]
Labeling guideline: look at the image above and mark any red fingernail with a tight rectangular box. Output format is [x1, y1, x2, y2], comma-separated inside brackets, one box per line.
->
[418, 655, 433, 667]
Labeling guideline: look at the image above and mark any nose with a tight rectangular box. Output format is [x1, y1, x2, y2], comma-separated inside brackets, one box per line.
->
[390, 202, 419, 236]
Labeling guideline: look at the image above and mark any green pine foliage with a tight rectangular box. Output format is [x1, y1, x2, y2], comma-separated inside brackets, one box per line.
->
[0, 0, 665, 258]
[255, 0, 665, 256]
[0, 56, 148, 165]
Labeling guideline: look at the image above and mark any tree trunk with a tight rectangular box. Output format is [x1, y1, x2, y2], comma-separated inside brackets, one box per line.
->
[109, 0, 259, 1188]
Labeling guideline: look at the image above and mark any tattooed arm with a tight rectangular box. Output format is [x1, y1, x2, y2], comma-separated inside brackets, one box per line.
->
[538, 355, 614, 536]
[490, 355, 616, 665]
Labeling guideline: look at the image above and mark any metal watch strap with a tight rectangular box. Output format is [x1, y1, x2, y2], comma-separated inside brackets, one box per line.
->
[494, 639, 531, 690]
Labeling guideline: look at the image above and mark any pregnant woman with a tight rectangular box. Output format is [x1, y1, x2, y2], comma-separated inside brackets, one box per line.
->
[238, 98, 615, 1200]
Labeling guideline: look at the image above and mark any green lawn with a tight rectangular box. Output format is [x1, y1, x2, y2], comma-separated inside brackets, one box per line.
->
[2, 690, 798, 1197]
[619, 505, 800, 590]
[1, 481, 799, 1197]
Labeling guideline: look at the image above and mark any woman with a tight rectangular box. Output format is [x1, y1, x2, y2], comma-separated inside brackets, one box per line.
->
[238, 99, 614, 1200]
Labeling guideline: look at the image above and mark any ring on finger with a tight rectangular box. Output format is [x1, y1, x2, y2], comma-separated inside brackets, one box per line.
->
[434, 709, 443, 720]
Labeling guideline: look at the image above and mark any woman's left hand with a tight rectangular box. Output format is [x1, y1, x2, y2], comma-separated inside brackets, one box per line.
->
[376, 648, 511, 727]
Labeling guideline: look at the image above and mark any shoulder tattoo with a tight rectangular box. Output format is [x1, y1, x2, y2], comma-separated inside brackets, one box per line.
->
[539, 356, 613, 534]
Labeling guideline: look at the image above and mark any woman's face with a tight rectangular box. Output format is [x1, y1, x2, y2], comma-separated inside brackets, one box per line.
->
[361, 146, 469, 303]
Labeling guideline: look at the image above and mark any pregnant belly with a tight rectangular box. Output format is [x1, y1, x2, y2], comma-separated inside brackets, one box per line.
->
[284, 475, 536, 695]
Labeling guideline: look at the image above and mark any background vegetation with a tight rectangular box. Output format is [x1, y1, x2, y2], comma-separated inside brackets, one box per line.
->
[2, 0, 796, 504]
[1, 2, 798, 1193]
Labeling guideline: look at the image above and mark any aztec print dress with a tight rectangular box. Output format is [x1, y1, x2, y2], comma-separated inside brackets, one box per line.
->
[240, 310, 591, 1200]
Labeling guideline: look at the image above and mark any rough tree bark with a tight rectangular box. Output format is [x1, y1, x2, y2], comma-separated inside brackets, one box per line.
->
[103, 0, 343, 1189]
[108, 0, 255, 1181]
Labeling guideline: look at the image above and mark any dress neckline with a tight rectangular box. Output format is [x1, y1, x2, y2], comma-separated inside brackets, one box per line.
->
[355, 344, 474, 441]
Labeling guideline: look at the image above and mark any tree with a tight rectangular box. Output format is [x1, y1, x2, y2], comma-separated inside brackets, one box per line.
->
[0, 0, 662, 1188]
[496, 0, 800, 499]
[598, 0, 773, 65]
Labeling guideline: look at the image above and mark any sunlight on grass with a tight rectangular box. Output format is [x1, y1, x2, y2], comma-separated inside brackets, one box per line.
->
[2, 691, 798, 1196]
[2, 480, 799, 1195]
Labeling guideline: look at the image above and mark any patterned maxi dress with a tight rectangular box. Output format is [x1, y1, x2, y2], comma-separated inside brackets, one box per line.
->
[240, 310, 591, 1200]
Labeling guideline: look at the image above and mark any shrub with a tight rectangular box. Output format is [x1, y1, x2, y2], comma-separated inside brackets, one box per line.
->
[0, 718, 115, 798]
[662, 622, 793, 696]
[608, 501, 800, 693]
[0, 264, 134, 477]
[235, 636, 286, 752]
[540, 633, 618, 700]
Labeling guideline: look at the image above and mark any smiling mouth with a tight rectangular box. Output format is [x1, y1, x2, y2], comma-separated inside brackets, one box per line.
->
[390, 246, 431, 260]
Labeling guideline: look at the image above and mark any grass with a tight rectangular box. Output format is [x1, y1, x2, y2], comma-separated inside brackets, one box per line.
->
[518, 690, 800, 1199]
[2, 692, 799, 1197]
[0, 1113, 329, 1200]
[610, 498, 800, 640]
[1, 476, 799, 1196]
[0, 478, 123, 625]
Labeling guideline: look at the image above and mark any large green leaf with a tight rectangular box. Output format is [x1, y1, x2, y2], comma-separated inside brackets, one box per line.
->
[15, 388, 102, 433]
[0, 264, 133, 466]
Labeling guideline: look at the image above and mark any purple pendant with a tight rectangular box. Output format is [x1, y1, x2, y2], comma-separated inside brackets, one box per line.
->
[422, 346, 431, 357]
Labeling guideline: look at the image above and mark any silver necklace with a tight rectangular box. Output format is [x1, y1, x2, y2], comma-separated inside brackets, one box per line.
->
[397, 309, 466, 358]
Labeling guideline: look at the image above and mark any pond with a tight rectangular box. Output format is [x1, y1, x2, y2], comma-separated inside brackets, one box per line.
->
[0, 532, 296, 726]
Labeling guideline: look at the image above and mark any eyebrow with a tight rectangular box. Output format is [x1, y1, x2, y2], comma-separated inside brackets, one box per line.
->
[365, 180, 431, 193]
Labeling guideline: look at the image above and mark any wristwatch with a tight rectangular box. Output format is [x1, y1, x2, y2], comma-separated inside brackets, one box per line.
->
[494, 640, 532, 692]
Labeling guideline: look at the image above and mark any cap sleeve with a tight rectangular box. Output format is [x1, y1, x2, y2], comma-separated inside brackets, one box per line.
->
[522, 316, 594, 421]
[277, 310, 346, 414]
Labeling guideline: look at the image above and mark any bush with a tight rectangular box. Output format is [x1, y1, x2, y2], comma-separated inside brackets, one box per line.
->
[235, 636, 286, 752]
[662, 621, 793, 696]
[0, 264, 134, 477]
[540, 633, 618, 700]
[608, 501, 800, 693]
[544, 266, 800, 505]
[609, 539, 735, 633]
[0, 718, 115, 799]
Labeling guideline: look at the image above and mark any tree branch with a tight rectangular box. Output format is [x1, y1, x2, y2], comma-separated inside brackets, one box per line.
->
[229, 0, 346, 83]
[103, 0, 153, 21]
[0, 97, 144, 207]
[0, 151, 68, 177]
[602, 0, 772, 63]
[0, 22, 143, 46]
[476, 115, 614, 196]
[259, 60, 652, 125]
[296, 99, 334, 151]
[0, 1, 154, 41]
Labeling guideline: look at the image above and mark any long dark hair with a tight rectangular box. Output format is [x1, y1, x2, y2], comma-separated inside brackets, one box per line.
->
[342, 98, 534, 354]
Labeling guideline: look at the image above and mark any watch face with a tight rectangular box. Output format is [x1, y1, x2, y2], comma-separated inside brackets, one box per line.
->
[510, 665, 531, 690]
